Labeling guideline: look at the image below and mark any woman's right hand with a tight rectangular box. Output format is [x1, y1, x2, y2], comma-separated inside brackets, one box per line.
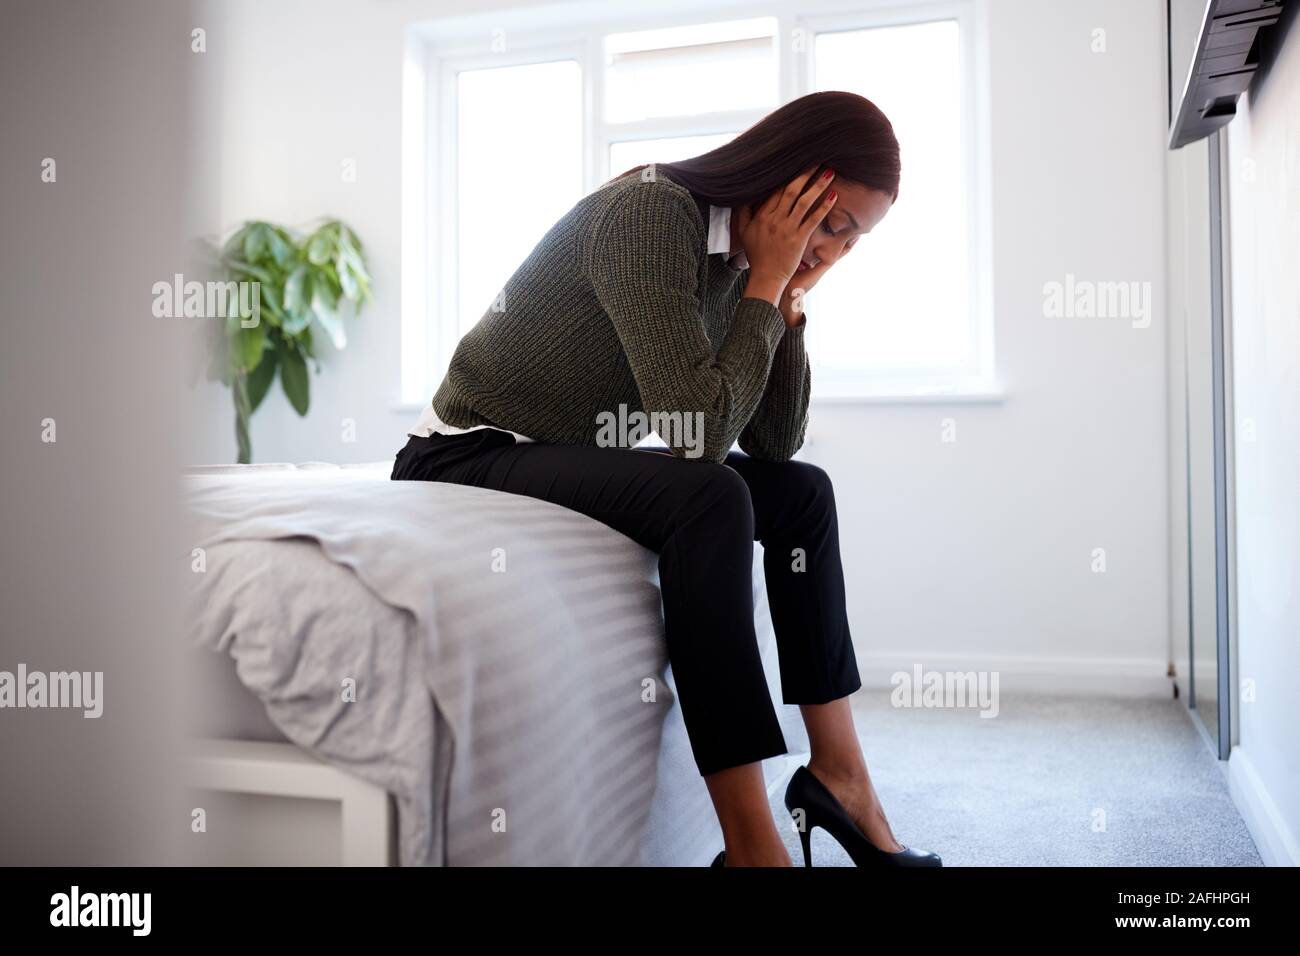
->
[738, 167, 837, 304]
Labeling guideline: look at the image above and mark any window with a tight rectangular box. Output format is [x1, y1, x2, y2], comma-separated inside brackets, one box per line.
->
[808, 19, 977, 390]
[402, 1, 991, 405]
[455, 60, 583, 343]
[603, 19, 778, 122]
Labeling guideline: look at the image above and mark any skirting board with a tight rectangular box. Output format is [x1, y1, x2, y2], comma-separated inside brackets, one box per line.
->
[1227, 745, 1300, 867]
[855, 653, 1175, 699]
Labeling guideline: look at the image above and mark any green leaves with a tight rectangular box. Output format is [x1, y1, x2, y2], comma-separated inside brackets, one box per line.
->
[305, 219, 373, 311]
[266, 226, 296, 270]
[277, 339, 310, 417]
[246, 346, 278, 412]
[210, 217, 371, 459]
[312, 278, 345, 349]
[282, 264, 314, 334]
[306, 230, 334, 266]
[233, 321, 267, 372]
[241, 224, 267, 263]
[335, 223, 372, 308]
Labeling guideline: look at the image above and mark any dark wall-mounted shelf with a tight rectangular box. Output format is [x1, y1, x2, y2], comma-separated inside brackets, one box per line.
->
[1169, 0, 1285, 149]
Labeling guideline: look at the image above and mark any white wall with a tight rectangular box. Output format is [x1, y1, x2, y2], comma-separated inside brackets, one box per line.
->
[1224, 9, 1300, 866]
[193, 0, 1171, 692]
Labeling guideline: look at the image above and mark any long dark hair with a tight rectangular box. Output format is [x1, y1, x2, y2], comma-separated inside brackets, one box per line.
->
[608, 91, 900, 206]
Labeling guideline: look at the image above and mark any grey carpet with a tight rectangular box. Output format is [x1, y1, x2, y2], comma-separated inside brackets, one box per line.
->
[770, 691, 1262, 867]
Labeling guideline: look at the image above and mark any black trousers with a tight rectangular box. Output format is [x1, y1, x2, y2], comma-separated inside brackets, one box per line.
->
[391, 429, 862, 777]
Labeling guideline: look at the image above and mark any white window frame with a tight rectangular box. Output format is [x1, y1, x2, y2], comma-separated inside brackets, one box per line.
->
[400, 0, 996, 407]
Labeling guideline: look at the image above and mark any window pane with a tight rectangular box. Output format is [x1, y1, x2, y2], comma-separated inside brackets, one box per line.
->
[809, 21, 972, 376]
[609, 133, 735, 176]
[604, 18, 776, 123]
[457, 60, 582, 340]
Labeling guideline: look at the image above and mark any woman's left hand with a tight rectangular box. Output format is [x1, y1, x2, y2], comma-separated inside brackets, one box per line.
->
[734, 199, 840, 328]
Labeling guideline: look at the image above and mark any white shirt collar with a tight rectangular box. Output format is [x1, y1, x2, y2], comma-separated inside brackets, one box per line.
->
[707, 204, 749, 271]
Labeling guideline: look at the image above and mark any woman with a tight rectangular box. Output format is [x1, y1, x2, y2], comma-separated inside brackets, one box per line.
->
[392, 90, 940, 868]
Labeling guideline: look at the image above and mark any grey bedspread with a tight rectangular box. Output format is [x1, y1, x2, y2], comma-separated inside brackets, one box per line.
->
[185, 462, 675, 865]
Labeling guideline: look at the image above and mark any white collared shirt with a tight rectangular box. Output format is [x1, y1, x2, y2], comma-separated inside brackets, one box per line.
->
[406, 402, 536, 443]
[707, 204, 750, 271]
[407, 202, 748, 442]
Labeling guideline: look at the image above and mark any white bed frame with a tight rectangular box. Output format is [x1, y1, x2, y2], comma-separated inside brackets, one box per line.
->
[187, 737, 803, 866]
[188, 738, 397, 866]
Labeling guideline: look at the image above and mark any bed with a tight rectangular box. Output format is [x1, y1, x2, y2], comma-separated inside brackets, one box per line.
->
[183, 461, 809, 866]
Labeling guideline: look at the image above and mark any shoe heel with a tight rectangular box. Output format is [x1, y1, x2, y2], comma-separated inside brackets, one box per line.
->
[798, 824, 813, 867]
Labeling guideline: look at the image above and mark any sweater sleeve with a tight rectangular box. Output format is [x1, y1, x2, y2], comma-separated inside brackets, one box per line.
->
[738, 316, 811, 462]
[585, 185, 788, 464]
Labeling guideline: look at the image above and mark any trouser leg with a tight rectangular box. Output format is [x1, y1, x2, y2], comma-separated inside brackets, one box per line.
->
[722, 452, 862, 705]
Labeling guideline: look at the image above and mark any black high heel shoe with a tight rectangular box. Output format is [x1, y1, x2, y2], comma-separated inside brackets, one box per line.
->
[784, 765, 942, 868]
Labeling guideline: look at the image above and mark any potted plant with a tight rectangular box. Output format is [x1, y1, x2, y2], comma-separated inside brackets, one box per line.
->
[205, 219, 372, 463]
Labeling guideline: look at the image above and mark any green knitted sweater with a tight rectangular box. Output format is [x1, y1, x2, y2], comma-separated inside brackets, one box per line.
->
[429, 168, 811, 464]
